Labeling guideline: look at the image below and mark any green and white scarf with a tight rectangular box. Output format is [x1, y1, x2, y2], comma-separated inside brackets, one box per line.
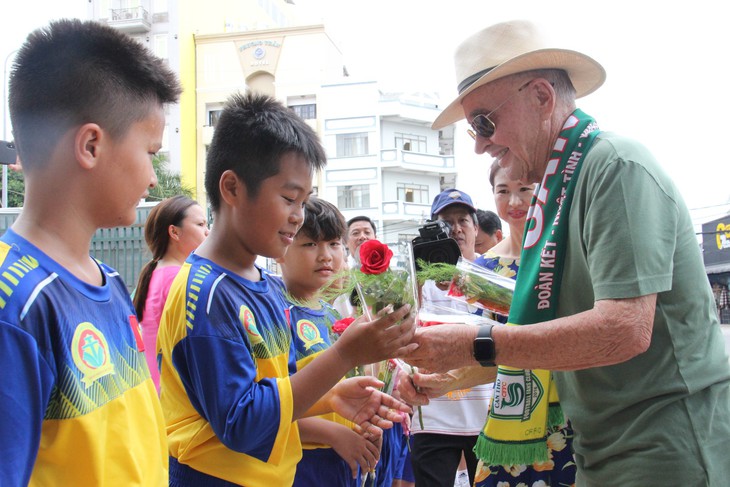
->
[475, 109, 600, 466]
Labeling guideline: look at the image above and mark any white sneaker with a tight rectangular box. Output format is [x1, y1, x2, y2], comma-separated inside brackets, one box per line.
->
[454, 470, 470, 487]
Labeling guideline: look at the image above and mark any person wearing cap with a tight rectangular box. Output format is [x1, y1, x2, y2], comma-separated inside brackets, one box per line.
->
[403, 20, 730, 486]
[410, 188, 493, 487]
[429, 188, 480, 262]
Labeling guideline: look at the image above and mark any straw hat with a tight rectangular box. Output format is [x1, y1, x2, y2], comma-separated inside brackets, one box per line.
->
[432, 20, 606, 129]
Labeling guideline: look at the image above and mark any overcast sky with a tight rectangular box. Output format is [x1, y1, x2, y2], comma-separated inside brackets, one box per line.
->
[298, 0, 730, 228]
[2, 0, 728, 229]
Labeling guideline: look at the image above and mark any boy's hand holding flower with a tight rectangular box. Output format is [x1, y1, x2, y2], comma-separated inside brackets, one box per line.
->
[333, 303, 418, 368]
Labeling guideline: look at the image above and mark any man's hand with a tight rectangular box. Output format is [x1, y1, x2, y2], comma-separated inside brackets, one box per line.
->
[325, 376, 411, 438]
[394, 369, 430, 407]
[402, 323, 479, 373]
[410, 369, 461, 399]
[434, 280, 451, 291]
[398, 366, 497, 402]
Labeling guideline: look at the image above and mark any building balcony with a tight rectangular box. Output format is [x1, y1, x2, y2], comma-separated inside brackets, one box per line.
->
[326, 150, 454, 174]
[380, 149, 456, 174]
[379, 94, 440, 125]
[108, 7, 151, 34]
[381, 200, 430, 222]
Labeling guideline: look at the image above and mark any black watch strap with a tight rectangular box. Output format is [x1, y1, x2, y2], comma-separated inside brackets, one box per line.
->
[473, 324, 496, 367]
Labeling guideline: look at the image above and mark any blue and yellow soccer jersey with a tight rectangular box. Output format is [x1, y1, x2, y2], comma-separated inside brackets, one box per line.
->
[287, 302, 359, 487]
[287, 301, 339, 369]
[0, 229, 167, 486]
[158, 254, 301, 486]
[288, 302, 354, 443]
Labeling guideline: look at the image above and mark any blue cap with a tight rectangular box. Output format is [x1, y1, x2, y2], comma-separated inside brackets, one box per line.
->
[430, 188, 477, 220]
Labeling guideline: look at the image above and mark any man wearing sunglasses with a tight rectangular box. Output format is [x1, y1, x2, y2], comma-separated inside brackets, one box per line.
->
[403, 20, 730, 486]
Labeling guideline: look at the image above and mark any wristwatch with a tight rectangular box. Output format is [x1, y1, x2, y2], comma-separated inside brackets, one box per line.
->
[473, 324, 496, 367]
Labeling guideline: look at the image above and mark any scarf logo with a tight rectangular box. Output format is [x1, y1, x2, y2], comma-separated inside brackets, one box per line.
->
[71, 322, 115, 388]
[501, 382, 525, 407]
[491, 369, 544, 421]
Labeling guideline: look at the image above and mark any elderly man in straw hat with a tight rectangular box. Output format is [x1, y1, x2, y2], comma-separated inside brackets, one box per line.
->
[402, 20, 730, 486]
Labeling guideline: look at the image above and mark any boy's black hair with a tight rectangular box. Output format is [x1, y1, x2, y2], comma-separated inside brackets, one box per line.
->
[297, 197, 346, 242]
[346, 215, 377, 236]
[205, 92, 327, 211]
[476, 209, 502, 235]
[8, 19, 181, 171]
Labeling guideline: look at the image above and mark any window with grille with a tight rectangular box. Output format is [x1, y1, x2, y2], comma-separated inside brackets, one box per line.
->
[289, 104, 316, 120]
[336, 133, 369, 157]
[338, 185, 371, 209]
[397, 183, 429, 204]
[395, 132, 427, 152]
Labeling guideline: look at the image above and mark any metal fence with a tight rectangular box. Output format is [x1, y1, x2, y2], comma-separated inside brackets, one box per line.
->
[0, 203, 157, 294]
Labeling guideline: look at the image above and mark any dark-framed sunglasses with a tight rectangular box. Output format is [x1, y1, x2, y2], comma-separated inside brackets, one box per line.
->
[467, 79, 535, 140]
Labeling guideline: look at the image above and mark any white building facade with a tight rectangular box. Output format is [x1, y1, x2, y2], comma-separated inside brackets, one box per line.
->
[89, 1, 462, 258]
[318, 81, 456, 248]
[195, 25, 457, 255]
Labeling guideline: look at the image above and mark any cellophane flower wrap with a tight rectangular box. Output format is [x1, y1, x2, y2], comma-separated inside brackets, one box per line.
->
[446, 257, 515, 316]
[372, 359, 398, 396]
[354, 239, 417, 318]
[348, 240, 417, 486]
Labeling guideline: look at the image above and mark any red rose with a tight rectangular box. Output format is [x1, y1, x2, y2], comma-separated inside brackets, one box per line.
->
[359, 240, 393, 275]
[332, 317, 355, 335]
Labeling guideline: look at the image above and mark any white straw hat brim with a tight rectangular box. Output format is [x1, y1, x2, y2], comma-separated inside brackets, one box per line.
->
[432, 22, 606, 130]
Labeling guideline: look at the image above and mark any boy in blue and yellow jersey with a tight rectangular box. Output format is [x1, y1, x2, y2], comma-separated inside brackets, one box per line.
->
[0, 19, 181, 486]
[157, 92, 417, 487]
[277, 197, 381, 486]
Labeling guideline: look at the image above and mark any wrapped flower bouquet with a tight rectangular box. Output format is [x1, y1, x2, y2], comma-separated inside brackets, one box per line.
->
[353, 239, 417, 319]
[447, 257, 515, 316]
[416, 257, 515, 317]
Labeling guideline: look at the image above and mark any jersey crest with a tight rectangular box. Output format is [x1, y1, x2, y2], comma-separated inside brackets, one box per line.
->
[239, 304, 263, 345]
[71, 322, 115, 387]
[295, 319, 324, 351]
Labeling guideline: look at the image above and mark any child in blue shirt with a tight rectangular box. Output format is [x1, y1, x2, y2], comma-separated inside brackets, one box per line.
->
[0, 19, 181, 485]
[279, 196, 382, 486]
[157, 92, 416, 487]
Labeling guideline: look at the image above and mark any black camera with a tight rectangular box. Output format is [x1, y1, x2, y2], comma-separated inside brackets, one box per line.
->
[0, 141, 17, 165]
[411, 220, 461, 271]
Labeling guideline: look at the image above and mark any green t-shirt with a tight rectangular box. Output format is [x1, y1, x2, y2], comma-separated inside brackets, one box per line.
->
[555, 132, 730, 486]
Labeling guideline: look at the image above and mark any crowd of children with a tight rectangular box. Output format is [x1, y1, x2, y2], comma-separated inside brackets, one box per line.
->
[1, 18, 418, 486]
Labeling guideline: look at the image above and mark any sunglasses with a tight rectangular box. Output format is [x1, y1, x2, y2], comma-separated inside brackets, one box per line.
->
[467, 79, 535, 140]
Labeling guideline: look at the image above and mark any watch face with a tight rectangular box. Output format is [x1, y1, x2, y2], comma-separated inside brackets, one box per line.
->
[474, 326, 496, 366]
